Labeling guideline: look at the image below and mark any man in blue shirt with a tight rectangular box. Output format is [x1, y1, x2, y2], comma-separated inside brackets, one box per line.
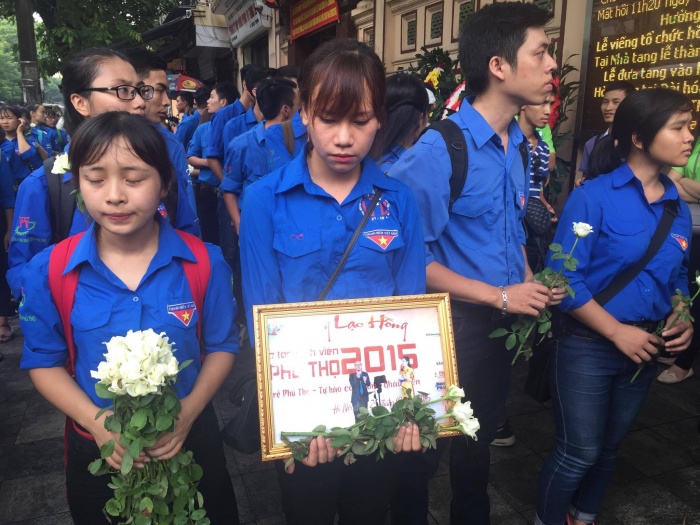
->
[173, 91, 199, 150]
[390, 3, 562, 523]
[222, 66, 270, 148]
[221, 78, 296, 235]
[187, 119, 219, 244]
[126, 49, 200, 237]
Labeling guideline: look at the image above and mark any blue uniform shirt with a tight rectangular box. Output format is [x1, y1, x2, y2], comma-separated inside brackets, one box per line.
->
[221, 122, 270, 207]
[223, 107, 258, 149]
[28, 127, 53, 157]
[37, 125, 60, 154]
[1, 137, 43, 181]
[265, 111, 308, 172]
[174, 110, 200, 151]
[19, 219, 238, 407]
[548, 163, 691, 322]
[0, 153, 15, 210]
[240, 152, 427, 335]
[204, 100, 245, 161]
[157, 125, 199, 236]
[187, 122, 218, 188]
[390, 97, 530, 286]
[377, 145, 407, 173]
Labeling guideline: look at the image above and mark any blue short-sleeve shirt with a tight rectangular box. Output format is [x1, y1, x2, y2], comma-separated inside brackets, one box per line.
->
[19, 220, 238, 407]
[265, 111, 308, 172]
[389, 97, 530, 286]
[221, 122, 270, 207]
[1, 137, 43, 181]
[187, 122, 218, 188]
[174, 111, 200, 151]
[223, 107, 259, 149]
[204, 100, 245, 161]
[240, 153, 427, 335]
[548, 163, 691, 322]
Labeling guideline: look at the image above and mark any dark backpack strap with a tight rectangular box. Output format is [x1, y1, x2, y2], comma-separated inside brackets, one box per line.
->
[594, 199, 679, 306]
[519, 141, 530, 173]
[421, 119, 468, 210]
[44, 157, 77, 244]
[281, 119, 295, 156]
[48, 232, 85, 376]
[176, 230, 211, 353]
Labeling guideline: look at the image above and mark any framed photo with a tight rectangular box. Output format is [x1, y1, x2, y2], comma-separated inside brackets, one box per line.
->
[252, 293, 460, 461]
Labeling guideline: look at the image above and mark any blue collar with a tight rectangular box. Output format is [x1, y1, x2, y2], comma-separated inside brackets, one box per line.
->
[64, 219, 196, 276]
[611, 163, 680, 202]
[245, 107, 258, 125]
[253, 121, 266, 144]
[454, 96, 524, 150]
[292, 111, 307, 138]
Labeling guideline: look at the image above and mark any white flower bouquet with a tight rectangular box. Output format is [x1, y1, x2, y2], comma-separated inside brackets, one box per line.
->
[281, 385, 479, 470]
[89, 329, 210, 525]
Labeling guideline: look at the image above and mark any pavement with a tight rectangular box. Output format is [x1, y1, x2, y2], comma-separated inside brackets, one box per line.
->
[2, 317, 700, 525]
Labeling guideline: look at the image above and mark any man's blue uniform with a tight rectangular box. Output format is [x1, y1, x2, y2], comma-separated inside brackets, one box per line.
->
[187, 122, 218, 188]
[204, 100, 245, 162]
[28, 127, 54, 157]
[265, 111, 307, 172]
[1, 137, 43, 181]
[19, 219, 238, 406]
[389, 96, 531, 523]
[174, 110, 200, 151]
[240, 153, 426, 335]
[221, 122, 271, 208]
[222, 107, 258, 151]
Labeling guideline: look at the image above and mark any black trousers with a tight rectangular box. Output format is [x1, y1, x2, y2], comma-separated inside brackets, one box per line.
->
[197, 184, 220, 245]
[65, 403, 239, 525]
[276, 453, 396, 525]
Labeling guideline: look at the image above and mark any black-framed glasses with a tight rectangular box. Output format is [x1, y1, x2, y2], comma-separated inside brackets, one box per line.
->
[81, 85, 155, 100]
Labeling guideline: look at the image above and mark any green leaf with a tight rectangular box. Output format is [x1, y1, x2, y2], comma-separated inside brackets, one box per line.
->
[385, 437, 395, 452]
[191, 509, 207, 520]
[563, 258, 577, 271]
[537, 322, 550, 334]
[131, 408, 149, 430]
[88, 458, 103, 475]
[95, 406, 110, 420]
[191, 463, 204, 482]
[153, 498, 169, 515]
[105, 416, 121, 434]
[566, 284, 575, 298]
[105, 499, 121, 516]
[312, 424, 327, 433]
[128, 438, 142, 460]
[179, 359, 193, 371]
[174, 516, 189, 525]
[505, 334, 517, 350]
[100, 439, 115, 459]
[371, 406, 390, 416]
[331, 435, 353, 448]
[489, 328, 509, 338]
[121, 451, 133, 476]
[549, 243, 562, 253]
[139, 497, 154, 513]
[95, 382, 113, 399]
[551, 253, 568, 260]
[156, 415, 175, 432]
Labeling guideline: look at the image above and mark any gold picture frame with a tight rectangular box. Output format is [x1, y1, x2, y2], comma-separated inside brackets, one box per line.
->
[252, 293, 460, 461]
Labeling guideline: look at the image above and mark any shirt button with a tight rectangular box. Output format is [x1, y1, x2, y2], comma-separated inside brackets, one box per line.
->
[334, 258, 340, 264]
[133, 296, 139, 302]
[336, 215, 343, 221]
[644, 288, 651, 293]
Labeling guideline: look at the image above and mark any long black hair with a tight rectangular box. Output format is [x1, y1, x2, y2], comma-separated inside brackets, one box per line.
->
[68, 112, 177, 223]
[587, 88, 694, 179]
[61, 48, 131, 135]
[371, 73, 429, 161]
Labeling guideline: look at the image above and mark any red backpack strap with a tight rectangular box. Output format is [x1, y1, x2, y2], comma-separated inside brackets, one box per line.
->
[48, 232, 85, 376]
[175, 231, 210, 350]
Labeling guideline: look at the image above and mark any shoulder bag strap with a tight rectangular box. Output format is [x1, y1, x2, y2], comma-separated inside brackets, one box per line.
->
[317, 189, 383, 301]
[594, 199, 678, 306]
[175, 230, 211, 352]
[281, 119, 295, 156]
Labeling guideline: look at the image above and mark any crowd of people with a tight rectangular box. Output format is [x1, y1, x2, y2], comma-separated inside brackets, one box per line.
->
[2, 1, 698, 524]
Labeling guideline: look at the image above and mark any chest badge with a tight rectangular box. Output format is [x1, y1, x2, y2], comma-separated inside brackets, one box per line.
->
[167, 302, 196, 326]
[364, 229, 398, 250]
[519, 192, 525, 208]
[671, 233, 688, 251]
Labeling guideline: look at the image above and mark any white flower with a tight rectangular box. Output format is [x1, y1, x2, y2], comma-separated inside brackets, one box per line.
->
[695, 274, 700, 287]
[90, 329, 180, 397]
[51, 153, 71, 175]
[458, 418, 480, 440]
[572, 222, 594, 238]
[444, 385, 465, 402]
[450, 400, 480, 440]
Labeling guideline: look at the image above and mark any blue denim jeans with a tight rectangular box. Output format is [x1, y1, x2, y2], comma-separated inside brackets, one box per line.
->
[535, 326, 656, 525]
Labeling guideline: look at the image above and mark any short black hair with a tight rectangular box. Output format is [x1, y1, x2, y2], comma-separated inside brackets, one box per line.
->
[176, 91, 194, 107]
[257, 78, 296, 121]
[245, 67, 273, 95]
[604, 81, 636, 96]
[212, 82, 240, 106]
[277, 65, 301, 82]
[194, 87, 211, 108]
[124, 48, 167, 80]
[459, 2, 552, 95]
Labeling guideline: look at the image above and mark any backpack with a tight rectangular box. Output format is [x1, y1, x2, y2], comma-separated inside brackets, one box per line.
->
[47, 230, 211, 442]
[43, 157, 76, 244]
[424, 119, 529, 210]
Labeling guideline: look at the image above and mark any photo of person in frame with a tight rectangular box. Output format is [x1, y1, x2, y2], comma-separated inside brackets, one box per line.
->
[349, 361, 371, 421]
[399, 356, 415, 399]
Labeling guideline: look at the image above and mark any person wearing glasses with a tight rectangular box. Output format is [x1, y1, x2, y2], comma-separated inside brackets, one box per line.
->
[7, 48, 194, 300]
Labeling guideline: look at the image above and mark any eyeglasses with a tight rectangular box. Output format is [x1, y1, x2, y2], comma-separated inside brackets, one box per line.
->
[81, 85, 155, 100]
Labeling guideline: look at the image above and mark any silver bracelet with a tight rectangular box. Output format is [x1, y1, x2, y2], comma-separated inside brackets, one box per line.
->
[499, 286, 508, 314]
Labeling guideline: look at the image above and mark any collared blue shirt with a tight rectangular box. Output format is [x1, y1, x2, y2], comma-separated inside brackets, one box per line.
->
[390, 97, 530, 286]
[1, 137, 43, 181]
[240, 153, 426, 336]
[221, 122, 269, 207]
[19, 219, 238, 407]
[0, 153, 15, 210]
[187, 122, 218, 187]
[265, 111, 308, 172]
[223, 107, 258, 149]
[377, 145, 407, 173]
[174, 110, 200, 151]
[204, 100, 245, 161]
[28, 127, 53, 157]
[156, 125, 200, 237]
[548, 163, 691, 321]
[37, 125, 60, 154]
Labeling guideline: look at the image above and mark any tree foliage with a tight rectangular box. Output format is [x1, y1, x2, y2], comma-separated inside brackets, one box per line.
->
[0, 0, 177, 75]
[0, 19, 23, 102]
